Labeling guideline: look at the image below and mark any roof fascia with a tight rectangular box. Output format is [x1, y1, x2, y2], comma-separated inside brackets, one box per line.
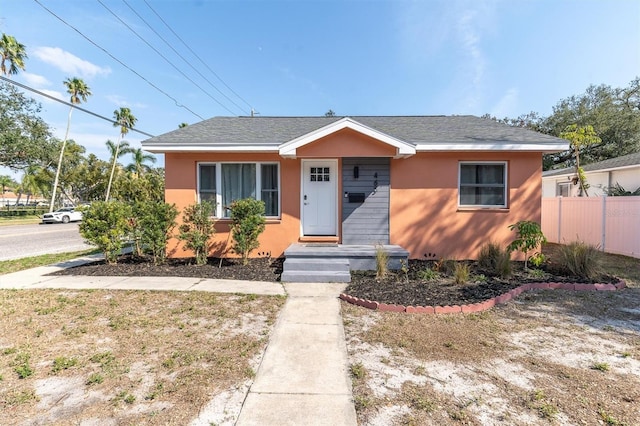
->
[414, 142, 569, 152]
[542, 163, 640, 178]
[142, 144, 278, 154]
[278, 117, 416, 158]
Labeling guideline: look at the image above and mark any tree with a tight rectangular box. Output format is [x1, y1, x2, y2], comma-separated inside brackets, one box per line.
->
[325, 109, 336, 117]
[50, 78, 91, 212]
[21, 165, 44, 204]
[178, 122, 188, 128]
[105, 108, 137, 201]
[0, 33, 27, 76]
[559, 124, 602, 196]
[125, 148, 156, 176]
[178, 201, 216, 265]
[0, 174, 17, 206]
[0, 82, 54, 169]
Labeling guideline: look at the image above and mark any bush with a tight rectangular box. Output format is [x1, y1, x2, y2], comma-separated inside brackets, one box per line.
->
[137, 202, 179, 265]
[478, 242, 512, 278]
[79, 201, 132, 264]
[507, 221, 547, 270]
[229, 198, 266, 265]
[178, 201, 215, 265]
[556, 241, 602, 279]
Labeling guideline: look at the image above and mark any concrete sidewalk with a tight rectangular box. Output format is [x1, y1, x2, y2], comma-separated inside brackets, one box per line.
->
[0, 258, 357, 425]
[237, 282, 357, 426]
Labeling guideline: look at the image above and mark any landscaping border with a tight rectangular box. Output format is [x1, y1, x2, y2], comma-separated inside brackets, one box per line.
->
[340, 280, 628, 314]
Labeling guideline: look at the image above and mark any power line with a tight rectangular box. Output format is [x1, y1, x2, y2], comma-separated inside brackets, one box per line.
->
[33, 0, 206, 121]
[1, 76, 155, 138]
[143, 0, 254, 112]
[97, 0, 240, 116]
[122, 0, 250, 116]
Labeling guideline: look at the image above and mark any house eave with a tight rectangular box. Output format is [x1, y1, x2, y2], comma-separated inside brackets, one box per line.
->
[142, 144, 279, 154]
[542, 163, 640, 179]
[414, 142, 569, 152]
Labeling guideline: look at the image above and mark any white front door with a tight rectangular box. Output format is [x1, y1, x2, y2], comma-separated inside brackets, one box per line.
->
[302, 160, 337, 236]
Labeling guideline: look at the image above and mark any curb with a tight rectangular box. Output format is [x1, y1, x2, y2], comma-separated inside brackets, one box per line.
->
[340, 279, 627, 314]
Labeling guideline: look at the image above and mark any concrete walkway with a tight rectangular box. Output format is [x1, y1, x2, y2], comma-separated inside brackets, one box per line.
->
[237, 282, 357, 426]
[0, 257, 357, 426]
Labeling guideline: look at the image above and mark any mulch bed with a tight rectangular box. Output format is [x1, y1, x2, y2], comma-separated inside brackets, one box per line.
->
[347, 260, 617, 307]
[53, 254, 284, 282]
[52, 254, 617, 308]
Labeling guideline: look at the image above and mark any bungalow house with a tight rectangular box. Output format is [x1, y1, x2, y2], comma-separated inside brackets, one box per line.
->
[542, 151, 640, 197]
[142, 115, 568, 280]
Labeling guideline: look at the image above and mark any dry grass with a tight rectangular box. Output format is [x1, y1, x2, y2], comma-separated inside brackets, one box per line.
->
[0, 289, 285, 425]
[343, 248, 640, 425]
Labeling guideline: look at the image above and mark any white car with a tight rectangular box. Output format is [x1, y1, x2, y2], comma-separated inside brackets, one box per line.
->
[41, 207, 83, 224]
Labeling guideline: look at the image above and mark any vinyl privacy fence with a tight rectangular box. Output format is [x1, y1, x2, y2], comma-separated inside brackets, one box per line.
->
[542, 196, 640, 259]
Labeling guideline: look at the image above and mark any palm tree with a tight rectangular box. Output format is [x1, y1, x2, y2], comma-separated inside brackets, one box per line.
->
[0, 33, 27, 76]
[21, 166, 41, 205]
[126, 148, 156, 177]
[105, 139, 134, 162]
[105, 108, 137, 201]
[50, 77, 91, 212]
[0, 174, 16, 207]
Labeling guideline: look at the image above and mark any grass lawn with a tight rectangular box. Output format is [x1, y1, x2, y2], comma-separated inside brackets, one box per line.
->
[0, 249, 100, 275]
[0, 289, 285, 425]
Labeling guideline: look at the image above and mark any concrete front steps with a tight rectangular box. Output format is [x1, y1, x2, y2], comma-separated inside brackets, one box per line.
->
[281, 244, 409, 283]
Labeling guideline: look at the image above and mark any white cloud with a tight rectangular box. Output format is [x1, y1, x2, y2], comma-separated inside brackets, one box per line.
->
[490, 88, 519, 118]
[22, 72, 51, 87]
[105, 95, 147, 109]
[32, 47, 111, 78]
[38, 89, 65, 104]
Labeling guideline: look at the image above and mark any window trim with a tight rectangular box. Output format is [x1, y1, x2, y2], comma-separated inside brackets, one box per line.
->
[458, 161, 508, 209]
[197, 161, 281, 218]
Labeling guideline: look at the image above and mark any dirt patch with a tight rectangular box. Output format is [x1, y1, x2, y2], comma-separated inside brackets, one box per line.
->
[0, 289, 285, 425]
[343, 286, 640, 425]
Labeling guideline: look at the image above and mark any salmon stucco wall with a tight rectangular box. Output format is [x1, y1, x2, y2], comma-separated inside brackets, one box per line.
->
[297, 128, 397, 158]
[389, 152, 543, 260]
[164, 152, 301, 259]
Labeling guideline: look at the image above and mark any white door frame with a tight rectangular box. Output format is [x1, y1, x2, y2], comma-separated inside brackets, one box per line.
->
[300, 159, 338, 236]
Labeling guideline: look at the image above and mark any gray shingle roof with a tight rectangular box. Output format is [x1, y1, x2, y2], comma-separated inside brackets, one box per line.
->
[142, 115, 567, 149]
[542, 151, 640, 177]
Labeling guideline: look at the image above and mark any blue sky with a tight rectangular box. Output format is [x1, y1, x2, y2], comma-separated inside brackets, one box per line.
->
[1, 0, 639, 180]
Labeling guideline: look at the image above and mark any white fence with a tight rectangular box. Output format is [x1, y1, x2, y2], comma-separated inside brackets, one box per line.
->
[542, 196, 640, 258]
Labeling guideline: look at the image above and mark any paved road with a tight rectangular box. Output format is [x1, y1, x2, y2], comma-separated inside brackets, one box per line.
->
[0, 223, 95, 261]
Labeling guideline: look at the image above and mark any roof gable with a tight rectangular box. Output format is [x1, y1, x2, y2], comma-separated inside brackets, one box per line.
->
[278, 117, 416, 158]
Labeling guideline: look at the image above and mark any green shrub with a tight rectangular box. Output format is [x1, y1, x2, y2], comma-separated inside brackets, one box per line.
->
[478, 242, 512, 278]
[229, 198, 266, 265]
[178, 201, 216, 265]
[507, 221, 547, 270]
[557, 241, 602, 279]
[136, 201, 179, 265]
[417, 267, 440, 282]
[79, 201, 132, 264]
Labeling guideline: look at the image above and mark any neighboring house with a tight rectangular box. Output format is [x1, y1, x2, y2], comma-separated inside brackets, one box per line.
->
[142, 116, 568, 260]
[542, 151, 640, 197]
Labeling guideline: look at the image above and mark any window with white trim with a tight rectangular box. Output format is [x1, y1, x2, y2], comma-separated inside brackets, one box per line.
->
[198, 162, 280, 217]
[459, 162, 507, 208]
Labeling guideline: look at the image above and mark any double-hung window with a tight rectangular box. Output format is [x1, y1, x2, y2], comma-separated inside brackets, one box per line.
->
[198, 162, 280, 218]
[459, 162, 507, 208]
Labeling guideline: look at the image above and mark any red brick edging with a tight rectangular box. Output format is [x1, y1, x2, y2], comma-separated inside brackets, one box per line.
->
[339, 280, 627, 314]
